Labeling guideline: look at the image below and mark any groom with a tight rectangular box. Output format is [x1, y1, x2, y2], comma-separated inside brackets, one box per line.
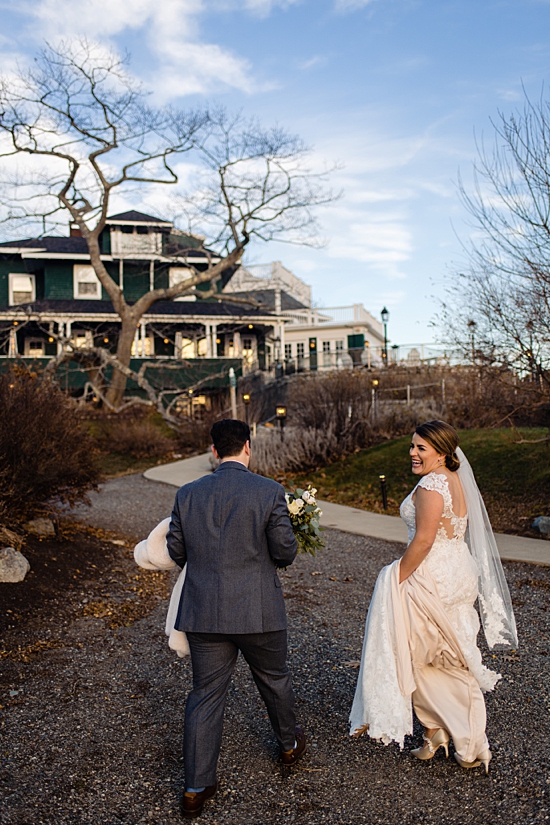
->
[167, 418, 306, 819]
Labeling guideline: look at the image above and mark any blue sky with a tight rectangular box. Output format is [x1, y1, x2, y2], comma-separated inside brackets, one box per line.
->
[1, 0, 550, 345]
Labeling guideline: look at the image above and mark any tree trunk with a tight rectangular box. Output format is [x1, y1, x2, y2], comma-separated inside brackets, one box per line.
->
[105, 316, 136, 408]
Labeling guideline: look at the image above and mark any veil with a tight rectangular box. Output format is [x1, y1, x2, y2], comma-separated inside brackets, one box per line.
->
[456, 447, 518, 649]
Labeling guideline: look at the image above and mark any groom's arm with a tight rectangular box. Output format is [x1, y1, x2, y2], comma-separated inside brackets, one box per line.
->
[166, 490, 188, 569]
[266, 485, 298, 568]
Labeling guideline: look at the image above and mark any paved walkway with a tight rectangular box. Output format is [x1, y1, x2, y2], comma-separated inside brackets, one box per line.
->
[144, 454, 550, 566]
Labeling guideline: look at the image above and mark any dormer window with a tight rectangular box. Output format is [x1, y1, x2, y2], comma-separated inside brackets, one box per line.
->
[74, 265, 101, 300]
[9, 273, 35, 305]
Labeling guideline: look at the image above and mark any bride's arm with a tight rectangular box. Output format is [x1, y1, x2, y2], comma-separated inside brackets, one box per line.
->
[399, 487, 444, 583]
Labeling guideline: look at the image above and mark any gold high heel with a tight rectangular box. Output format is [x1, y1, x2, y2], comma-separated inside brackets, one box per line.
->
[411, 729, 450, 760]
[454, 748, 492, 774]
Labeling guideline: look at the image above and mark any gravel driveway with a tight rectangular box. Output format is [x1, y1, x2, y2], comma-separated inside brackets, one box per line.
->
[1, 473, 549, 825]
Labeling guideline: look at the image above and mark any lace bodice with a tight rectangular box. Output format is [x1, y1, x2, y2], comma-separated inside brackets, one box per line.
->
[400, 471, 468, 544]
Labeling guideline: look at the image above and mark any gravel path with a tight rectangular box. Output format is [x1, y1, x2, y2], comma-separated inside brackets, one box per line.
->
[2, 474, 549, 825]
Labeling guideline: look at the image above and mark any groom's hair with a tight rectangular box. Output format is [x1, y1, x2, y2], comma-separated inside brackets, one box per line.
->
[211, 418, 251, 458]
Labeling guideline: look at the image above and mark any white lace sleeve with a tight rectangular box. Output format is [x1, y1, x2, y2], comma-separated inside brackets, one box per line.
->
[416, 472, 453, 517]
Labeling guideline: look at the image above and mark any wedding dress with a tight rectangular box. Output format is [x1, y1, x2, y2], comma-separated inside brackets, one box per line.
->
[349, 456, 516, 762]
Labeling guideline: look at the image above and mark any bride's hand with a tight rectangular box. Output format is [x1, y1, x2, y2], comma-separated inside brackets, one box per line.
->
[399, 488, 443, 582]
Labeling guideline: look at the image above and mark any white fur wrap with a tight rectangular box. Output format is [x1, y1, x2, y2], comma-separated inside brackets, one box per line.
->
[134, 517, 190, 657]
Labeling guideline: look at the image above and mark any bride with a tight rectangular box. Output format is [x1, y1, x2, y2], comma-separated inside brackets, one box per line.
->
[349, 420, 518, 772]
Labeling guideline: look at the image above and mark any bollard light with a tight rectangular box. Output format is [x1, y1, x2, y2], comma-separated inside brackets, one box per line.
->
[379, 474, 388, 509]
[276, 405, 287, 441]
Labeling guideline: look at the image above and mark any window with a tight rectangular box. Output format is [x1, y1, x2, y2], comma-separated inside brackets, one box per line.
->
[322, 341, 331, 353]
[74, 265, 101, 300]
[169, 267, 195, 301]
[25, 338, 44, 357]
[72, 330, 94, 350]
[9, 274, 35, 305]
[284, 343, 292, 360]
[296, 342, 304, 358]
[335, 340, 344, 351]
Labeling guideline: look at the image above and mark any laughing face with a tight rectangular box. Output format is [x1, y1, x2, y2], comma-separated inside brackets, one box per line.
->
[409, 433, 445, 476]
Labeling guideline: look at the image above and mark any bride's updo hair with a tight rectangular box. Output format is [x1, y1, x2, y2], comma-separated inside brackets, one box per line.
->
[415, 420, 461, 472]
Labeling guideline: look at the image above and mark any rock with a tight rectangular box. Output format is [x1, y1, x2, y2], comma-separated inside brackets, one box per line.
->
[0, 547, 31, 582]
[532, 516, 550, 535]
[0, 526, 24, 551]
[24, 517, 55, 538]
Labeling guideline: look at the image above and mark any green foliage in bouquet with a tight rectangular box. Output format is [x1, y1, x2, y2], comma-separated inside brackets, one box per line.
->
[285, 485, 325, 556]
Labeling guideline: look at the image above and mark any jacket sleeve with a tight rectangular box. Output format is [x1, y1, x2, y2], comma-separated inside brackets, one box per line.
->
[167, 491, 187, 569]
[266, 484, 298, 568]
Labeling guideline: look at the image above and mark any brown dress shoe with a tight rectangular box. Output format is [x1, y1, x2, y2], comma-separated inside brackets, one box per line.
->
[280, 725, 307, 766]
[180, 783, 217, 819]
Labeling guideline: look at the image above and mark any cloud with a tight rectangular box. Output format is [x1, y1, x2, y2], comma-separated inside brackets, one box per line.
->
[334, 0, 378, 11]
[18, 0, 271, 96]
[298, 55, 327, 70]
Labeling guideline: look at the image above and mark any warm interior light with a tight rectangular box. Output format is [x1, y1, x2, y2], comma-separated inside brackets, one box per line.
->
[13, 322, 18, 326]
[243, 393, 251, 403]
[248, 324, 253, 329]
[372, 379, 379, 386]
[103, 337, 109, 343]
[48, 337, 54, 343]
[216, 338, 221, 344]
[276, 406, 287, 417]
[164, 338, 169, 344]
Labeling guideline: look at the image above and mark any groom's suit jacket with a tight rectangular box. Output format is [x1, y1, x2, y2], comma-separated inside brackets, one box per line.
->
[167, 461, 297, 634]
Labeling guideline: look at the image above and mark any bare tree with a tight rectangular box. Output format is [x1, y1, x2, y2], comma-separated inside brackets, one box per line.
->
[441, 89, 550, 387]
[0, 40, 334, 408]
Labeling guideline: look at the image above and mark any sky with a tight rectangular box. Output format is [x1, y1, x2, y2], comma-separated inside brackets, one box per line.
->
[1, 0, 550, 346]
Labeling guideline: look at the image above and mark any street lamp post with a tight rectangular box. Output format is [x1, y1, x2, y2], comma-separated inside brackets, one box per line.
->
[243, 392, 251, 425]
[381, 307, 389, 364]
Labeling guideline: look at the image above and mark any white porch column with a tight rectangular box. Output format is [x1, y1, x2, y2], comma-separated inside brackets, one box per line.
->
[205, 324, 212, 358]
[149, 261, 155, 292]
[8, 328, 18, 357]
[140, 322, 147, 357]
[233, 331, 242, 357]
[175, 331, 183, 359]
[210, 323, 218, 358]
[133, 326, 140, 357]
[119, 259, 124, 292]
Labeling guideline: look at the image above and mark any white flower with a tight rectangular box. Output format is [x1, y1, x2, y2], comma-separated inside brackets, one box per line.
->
[316, 509, 323, 516]
[288, 499, 304, 515]
[310, 487, 317, 496]
[302, 491, 314, 504]
[285, 494, 291, 504]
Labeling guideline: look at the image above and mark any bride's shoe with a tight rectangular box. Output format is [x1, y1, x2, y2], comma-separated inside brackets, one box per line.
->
[411, 729, 450, 760]
[454, 748, 492, 774]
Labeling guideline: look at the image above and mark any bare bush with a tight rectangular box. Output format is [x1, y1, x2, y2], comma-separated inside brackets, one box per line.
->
[0, 367, 101, 526]
[249, 364, 550, 477]
[96, 419, 175, 458]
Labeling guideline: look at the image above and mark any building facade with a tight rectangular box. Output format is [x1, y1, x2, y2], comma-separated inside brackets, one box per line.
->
[0, 211, 287, 395]
[224, 261, 385, 371]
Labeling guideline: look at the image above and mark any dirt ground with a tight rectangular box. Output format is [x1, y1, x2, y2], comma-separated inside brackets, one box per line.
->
[1, 475, 549, 825]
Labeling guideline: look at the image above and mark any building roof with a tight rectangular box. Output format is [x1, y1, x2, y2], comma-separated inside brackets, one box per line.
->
[227, 289, 307, 311]
[0, 236, 88, 253]
[3, 298, 274, 319]
[105, 210, 173, 226]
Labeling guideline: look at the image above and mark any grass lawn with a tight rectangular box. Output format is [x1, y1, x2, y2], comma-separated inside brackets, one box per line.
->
[286, 428, 550, 538]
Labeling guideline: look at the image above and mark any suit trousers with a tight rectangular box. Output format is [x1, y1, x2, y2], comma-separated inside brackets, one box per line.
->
[184, 630, 296, 787]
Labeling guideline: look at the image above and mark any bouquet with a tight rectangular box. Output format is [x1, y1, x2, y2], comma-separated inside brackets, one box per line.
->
[285, 485, 325, 556]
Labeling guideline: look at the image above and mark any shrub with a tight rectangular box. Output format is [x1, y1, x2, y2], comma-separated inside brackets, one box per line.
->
[96, 418, 175, 458]
[0, 367, 101, 525]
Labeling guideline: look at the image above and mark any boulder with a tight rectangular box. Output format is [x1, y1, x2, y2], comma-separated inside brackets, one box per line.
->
[0, 547, 31, 582]
[24, 517, 55, 538]
[532, 516, 550, 536]
[0, 526, 24, 551]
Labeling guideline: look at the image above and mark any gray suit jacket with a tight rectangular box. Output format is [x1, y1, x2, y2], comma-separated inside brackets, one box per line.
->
[167, 461, 297, 634]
